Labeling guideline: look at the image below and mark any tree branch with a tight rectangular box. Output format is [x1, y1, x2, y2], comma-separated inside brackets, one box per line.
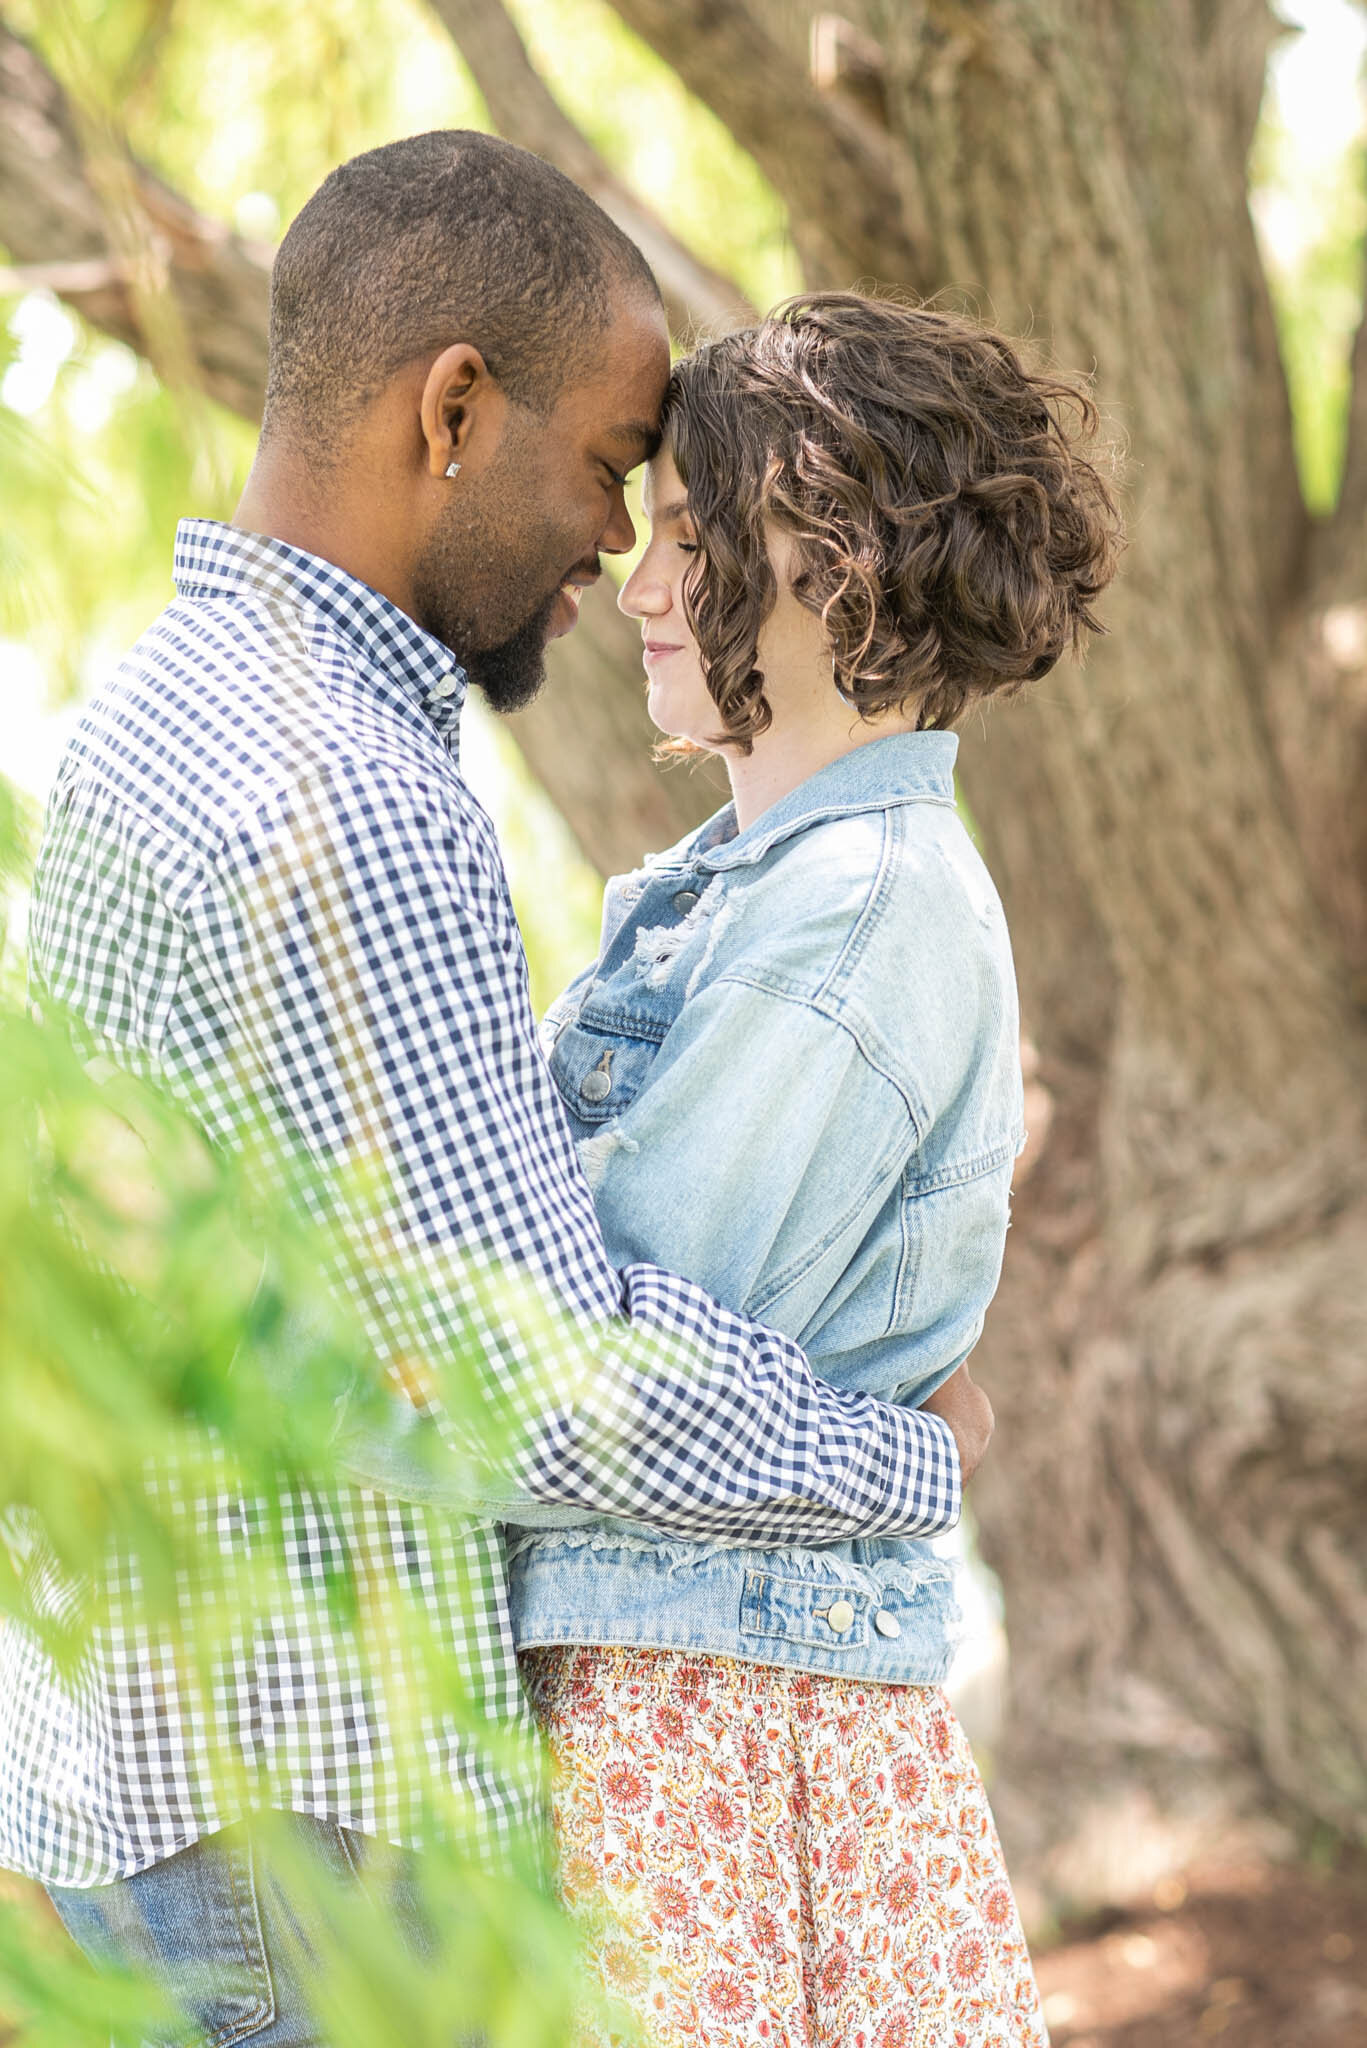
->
[0, 22, 269, 419]
[601, 0, 930, 292]
[425, 0, 753, 339]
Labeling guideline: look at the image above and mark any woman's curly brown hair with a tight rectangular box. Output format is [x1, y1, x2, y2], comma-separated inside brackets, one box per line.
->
[660, 292, 1122, 748]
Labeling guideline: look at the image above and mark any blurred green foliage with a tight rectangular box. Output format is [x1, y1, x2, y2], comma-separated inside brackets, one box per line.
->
[1251, 49, 1367, 513]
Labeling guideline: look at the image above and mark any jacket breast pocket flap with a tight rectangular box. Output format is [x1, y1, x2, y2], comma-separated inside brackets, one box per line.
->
[549, 1020, 659, 1126]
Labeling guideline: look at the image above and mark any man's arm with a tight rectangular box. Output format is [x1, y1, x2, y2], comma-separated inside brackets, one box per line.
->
[537, 965, 999, 1492]
[196, 759, 961, 1542]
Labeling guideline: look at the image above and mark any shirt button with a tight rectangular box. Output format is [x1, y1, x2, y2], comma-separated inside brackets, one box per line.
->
[825, 1599, 856, 1635]
[428, 673, 460, 700]
[672, 888, 701, 914]
[874, 1609, 902, 1639]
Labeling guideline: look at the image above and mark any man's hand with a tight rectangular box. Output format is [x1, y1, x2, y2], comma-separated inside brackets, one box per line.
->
[922, 1364, 994, 1487]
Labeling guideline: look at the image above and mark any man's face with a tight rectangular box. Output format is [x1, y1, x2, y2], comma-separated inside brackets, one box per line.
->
[411, 289, 670, 711]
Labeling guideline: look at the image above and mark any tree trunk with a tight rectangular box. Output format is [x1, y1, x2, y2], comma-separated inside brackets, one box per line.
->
[604, 0, 1367, 1898]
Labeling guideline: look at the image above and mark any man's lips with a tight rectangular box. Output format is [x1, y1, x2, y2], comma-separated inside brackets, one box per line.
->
[548, 574, 598, 641]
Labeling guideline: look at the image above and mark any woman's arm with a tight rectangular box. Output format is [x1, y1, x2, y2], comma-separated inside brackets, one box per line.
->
[581, 973, 912, 1328]
[565, 962, 1014, 1405]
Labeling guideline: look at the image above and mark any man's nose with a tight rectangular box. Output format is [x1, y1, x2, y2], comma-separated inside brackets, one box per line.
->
[599, 485, 637, 557]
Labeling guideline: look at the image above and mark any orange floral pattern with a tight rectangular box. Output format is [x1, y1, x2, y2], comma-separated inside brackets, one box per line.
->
[523, 1647, 1049, 2048]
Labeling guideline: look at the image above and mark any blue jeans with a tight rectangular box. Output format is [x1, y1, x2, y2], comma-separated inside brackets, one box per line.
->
[47, 1814, 462, 2046]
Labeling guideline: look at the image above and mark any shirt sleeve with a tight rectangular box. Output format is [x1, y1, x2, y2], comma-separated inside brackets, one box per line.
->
[194, 759, 960, 1543]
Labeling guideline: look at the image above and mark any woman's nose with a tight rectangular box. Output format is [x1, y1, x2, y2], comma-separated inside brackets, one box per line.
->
[618, 557, 672, 619]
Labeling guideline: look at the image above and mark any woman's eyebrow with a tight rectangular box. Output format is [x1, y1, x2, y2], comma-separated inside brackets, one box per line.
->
[648, 498, 692, 524]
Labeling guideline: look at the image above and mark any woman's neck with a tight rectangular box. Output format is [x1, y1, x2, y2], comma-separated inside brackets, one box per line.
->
[726, 697, 923, 833]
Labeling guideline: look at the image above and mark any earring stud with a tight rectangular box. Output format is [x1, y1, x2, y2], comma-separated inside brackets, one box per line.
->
[444, 461, 461, 479]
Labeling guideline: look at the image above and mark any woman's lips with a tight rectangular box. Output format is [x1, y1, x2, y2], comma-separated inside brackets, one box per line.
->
[643, 642, 683, 664]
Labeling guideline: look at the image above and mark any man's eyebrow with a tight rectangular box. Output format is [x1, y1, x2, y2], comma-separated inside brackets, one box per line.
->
[604, 420, 662, 460]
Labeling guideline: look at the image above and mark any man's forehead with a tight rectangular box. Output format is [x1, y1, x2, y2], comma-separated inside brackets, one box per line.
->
[577, 294, 669, 416]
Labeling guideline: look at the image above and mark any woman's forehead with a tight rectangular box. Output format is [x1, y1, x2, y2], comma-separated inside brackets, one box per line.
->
[643, 448, 689, 521]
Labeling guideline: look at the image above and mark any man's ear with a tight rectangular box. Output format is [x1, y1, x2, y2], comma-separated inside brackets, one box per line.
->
[419, 343, 509, 479]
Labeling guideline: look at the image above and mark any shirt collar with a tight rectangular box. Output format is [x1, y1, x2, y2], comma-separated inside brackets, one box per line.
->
[172, 519, 467, 741]
[681, 731, 961, 873]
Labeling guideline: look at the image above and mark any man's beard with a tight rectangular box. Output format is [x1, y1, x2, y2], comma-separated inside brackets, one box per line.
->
[462, 588, 559, 713]
[410, 495, 562, 714]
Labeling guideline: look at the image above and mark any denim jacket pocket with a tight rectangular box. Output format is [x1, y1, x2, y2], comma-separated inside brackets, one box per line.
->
[549, 1019, 661, 1128]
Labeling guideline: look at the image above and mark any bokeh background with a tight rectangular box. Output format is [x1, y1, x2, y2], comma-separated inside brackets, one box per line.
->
[3, 2, 1367, 2043]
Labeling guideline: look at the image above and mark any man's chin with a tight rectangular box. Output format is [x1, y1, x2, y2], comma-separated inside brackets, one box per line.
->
[465, 592, 559, 714]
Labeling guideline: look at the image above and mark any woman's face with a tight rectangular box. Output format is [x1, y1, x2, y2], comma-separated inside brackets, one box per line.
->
[618, 449, 821, 751]
[617, 450, 716, 748]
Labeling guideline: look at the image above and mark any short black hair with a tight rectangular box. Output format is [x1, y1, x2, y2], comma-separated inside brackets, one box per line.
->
[262, 130, 660, 442]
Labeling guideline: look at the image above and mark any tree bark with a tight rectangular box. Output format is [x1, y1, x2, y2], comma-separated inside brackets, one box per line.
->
[602, 0, 933, 292]
[0, 22, 271, 418]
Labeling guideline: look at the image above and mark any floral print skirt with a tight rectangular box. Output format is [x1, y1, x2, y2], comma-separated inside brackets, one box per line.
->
[522, 1646, 1049, 2048]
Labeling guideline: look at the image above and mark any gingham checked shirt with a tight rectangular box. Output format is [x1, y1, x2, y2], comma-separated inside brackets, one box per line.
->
[9, 521, 959, 1887]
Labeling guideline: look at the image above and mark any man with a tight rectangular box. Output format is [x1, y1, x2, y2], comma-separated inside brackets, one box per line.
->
[13, 133, 991, 2042]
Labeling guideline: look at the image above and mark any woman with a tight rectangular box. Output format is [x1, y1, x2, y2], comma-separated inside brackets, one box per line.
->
[511, 292, 1120, 2046]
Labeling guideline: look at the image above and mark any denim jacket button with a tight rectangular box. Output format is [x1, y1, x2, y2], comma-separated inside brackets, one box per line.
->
[579, 1051, 614, 1104]
[874, 1609, 902, 1639]
[672, 888, 701, 914]
[825, 1599, 856, 1635]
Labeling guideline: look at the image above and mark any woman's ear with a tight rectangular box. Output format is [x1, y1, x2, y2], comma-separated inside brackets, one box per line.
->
[419, 342, 509, 480]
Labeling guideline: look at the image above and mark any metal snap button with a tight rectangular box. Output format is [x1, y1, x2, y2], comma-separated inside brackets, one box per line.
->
[672, 888, 701, 914]
[874, 1609, 902, 1639]
[825, 1598, 856, 1635]
[579, 1051, 613, 1104]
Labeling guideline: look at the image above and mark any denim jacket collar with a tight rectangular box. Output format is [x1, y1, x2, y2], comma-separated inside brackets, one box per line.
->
[675, 730, 960, 874]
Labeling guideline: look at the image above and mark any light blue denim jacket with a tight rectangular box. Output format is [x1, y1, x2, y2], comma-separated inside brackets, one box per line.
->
[507, 731, 1025, 1684]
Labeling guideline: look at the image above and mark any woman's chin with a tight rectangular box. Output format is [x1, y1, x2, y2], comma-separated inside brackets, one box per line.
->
[645, 688, 692, 745]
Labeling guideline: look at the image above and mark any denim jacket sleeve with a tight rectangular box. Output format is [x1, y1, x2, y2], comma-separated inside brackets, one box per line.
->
[465, 981, 910, 1528]
[492, 957, 1001, 1545]
[578, 973, 912, 1328]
